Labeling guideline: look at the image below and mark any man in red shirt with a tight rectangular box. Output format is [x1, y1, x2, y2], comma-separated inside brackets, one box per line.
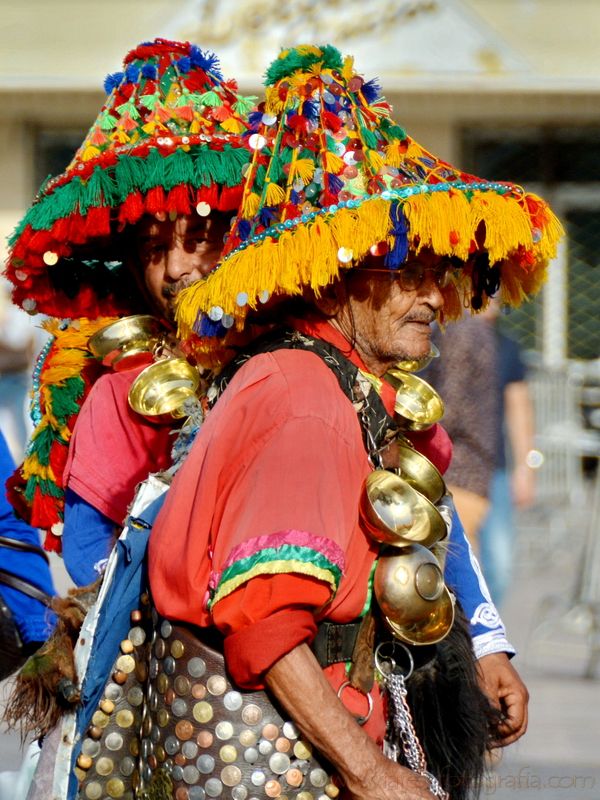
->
[147, 45, 563, 799]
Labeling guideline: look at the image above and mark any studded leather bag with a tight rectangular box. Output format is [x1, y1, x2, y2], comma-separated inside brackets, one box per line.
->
[138, 614, 338, 800]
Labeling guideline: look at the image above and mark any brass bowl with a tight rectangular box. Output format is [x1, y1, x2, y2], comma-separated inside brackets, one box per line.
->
[396, 442, 446, 504]
[128, 358, 200, 419]
[360, 469, 447, 549]
[88, 315, 165, 371]
[384, 589, 455, 646]
[374, 546, 455, 646]
[384, 368, 444, 431]
[394, 343, 440, 374]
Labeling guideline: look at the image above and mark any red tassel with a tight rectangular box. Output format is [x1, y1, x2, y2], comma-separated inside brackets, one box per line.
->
[43, 532, 63, 554]
[218, 185, 243, 211]
[145, 186, 167, 215]
[84, 206, 111, 238]
[166, 184, 192, 215]
[68, 213, 89, 245]
[323, 111, 343, 133]
[49, 442, 69, 489]
[197, 184, 219, 209]
[119, 191, 145, 225]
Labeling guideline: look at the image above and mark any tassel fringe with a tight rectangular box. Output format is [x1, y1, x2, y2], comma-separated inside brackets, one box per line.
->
[176, 189, 564, 339]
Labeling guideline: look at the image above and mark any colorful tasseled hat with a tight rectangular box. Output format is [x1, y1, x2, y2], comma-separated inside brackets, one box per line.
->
[176, 43, 563, 348]
[6, 38, 257, 319]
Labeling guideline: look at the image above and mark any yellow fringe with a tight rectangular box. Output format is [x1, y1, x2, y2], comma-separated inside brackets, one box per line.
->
[289, 158, 315, 185]
[264, 182, 286, 206]
[323, 152, 344, 173]
[220, 117, 246, 134]
[241, 192, 260, 219]
[176, 190, 564, 340]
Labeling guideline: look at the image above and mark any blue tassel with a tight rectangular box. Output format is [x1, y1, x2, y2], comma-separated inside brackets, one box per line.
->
[259, 206, 278, 227]
[196, 315, 225, 337]
[384, 203, 409, 269]
[141, 64, 158, 79]
[326, 173, 344, 194]
[237, 220, 252, 241]
[290, 189, 302, 204]
[189, 46, 223, 79]
[176, 56, 191, 73]
[248, 110, 264, 129]
[103, 71, 124, 94]
[125, 65, 140, 84]
[361, 78, 382, 104]
[301, 99, 319, 121]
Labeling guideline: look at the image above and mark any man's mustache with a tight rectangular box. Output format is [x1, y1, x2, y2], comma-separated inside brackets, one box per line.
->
[162, 277, 197, 299]
[403, 311, 437, 324]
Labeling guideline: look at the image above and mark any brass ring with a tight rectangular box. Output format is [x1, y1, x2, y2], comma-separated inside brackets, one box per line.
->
[374, 640, 414, 680]
[336, 681, 373, 725]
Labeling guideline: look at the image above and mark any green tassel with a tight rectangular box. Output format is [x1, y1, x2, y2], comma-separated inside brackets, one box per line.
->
[163, 149, 195, 190]
[264, 44, 343, 86]
[254, 164, 267, 190]
[98, 113, 118, 131]
[114, 156, 150, 203]
[140, 94, 160, 110]
[379, 119, 407, 141]
[233, 95, 258, 115]
[27, 180, 83, 231]
[116, 101, 140, 120]
[196, 90, 222, 108]
[360, 126, 379, 150]
[48, 377, 85, 420]
[79, 167, 116, 214]
[138, 149, 167, 193]
[159, 65, 177, 97]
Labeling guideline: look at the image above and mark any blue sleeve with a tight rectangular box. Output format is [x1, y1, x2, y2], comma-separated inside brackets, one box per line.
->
[0, 432, 56, 644]
[62, 489, 116, 587]
[444, 510, 515, 658]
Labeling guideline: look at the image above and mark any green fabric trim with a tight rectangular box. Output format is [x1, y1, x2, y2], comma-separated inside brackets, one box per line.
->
[15, 146, 249, 235]
[48, 376, 85, 421]
[211, 544, 343, 607]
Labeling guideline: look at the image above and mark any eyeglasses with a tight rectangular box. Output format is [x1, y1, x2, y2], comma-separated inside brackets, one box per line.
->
[357, 260, 456, 292]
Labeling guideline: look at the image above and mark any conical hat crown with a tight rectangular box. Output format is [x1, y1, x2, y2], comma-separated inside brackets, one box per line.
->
[7, 38, 257, 318]
[176, 44, 563, 344]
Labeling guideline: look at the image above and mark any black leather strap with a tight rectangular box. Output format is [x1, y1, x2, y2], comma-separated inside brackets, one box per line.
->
[0, 568, 53, 606]
[0, 535, 50, 564]
[312, 620, 363, 667]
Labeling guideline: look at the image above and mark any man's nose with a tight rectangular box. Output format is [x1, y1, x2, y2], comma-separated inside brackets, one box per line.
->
[164, 243, 198, 281]
[420, 273, 445, 310]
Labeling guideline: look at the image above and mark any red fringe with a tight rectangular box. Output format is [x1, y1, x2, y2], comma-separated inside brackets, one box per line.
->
[119, 191, 145, 225]
[197, 184, 219, 209]
[84, 206, 111, 238]
[166, 184, 192, 215]
[218, 184, 243, 211]
[145, 186, 167, 215]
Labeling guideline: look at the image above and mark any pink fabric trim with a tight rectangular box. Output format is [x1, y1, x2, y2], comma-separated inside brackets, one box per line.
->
[209, 530, 346, 589]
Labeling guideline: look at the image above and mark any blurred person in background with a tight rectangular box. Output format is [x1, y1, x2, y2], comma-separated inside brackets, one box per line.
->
[427, 299, 536, 606]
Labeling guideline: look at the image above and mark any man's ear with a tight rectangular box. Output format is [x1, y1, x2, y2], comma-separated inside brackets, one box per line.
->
[311, 279, 347, 318]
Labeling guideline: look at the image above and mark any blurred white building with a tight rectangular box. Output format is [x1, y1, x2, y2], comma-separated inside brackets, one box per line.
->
[1, 0, 599, 363]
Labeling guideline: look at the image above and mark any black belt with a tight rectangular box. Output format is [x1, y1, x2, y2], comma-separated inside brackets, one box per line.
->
[0, 535, 50, 563]
[0, 568, 53, 606]
[311, 620, 363, 667]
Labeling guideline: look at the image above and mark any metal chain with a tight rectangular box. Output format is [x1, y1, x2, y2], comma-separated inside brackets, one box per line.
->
[385, 672, 449, 800]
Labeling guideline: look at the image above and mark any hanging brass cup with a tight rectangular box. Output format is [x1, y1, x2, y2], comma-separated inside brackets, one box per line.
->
[394, 343, 440, 374]
[128, 358, 200, 420]
[384, 367, 444, 431]
[374, 545, 455, 646]
[89, 315, 165, 371]
[396, 443, 446, 504]
[360, 470, 447, 549]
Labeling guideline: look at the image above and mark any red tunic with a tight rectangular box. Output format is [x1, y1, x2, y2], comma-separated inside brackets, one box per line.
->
[149, 320, 451, 743]
[64, 365, 175, 524]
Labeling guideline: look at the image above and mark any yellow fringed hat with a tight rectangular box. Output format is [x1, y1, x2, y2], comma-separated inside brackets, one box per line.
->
[176, 43, 563, 344]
